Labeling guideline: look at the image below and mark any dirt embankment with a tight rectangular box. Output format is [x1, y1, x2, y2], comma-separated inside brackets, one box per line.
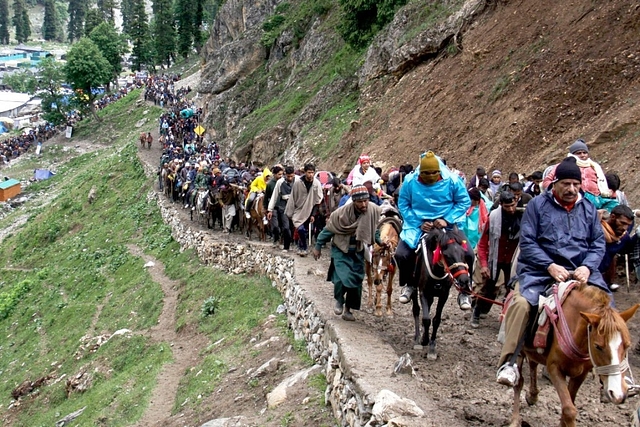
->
[337, 0, 640, 206]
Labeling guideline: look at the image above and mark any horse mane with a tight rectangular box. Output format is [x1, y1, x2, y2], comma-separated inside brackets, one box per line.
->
[577, 283, 631, 344]
[426, 228, 466, 248]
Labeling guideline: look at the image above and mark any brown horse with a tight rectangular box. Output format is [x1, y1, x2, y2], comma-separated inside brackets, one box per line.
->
[139, 132, 146, 148]
[246, 193, 267, 241]
[510, 282, 639, 427]
[365, 211, 402, 316]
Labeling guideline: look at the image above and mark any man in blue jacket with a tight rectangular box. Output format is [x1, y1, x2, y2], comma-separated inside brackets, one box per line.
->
[396, 151, 473, 309]
[496, 157, 612, 386]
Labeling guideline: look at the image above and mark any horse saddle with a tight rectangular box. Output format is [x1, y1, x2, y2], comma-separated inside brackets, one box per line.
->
[531, 281, 580, 352]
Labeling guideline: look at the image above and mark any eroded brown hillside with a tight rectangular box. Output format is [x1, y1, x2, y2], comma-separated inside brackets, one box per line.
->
[336, 0, 640, 204]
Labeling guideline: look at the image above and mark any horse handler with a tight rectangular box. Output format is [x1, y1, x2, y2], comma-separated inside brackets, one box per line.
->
[312, 185, 382, 321]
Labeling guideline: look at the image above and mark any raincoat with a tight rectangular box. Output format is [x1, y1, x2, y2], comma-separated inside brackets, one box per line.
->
[249, 168, 272, 193]
[398, 156, 470, 249]
[517, 191, 608, 305]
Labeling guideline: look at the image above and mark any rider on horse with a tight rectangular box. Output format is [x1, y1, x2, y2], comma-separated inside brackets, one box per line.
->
[245, 167, 272, 218]
[495, 157, 638, 391]
[395, 151, 474, 310]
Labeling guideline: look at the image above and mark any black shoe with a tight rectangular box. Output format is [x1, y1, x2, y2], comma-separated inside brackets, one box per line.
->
[399, 286, 414, 304]
[342, 309, 355, 321]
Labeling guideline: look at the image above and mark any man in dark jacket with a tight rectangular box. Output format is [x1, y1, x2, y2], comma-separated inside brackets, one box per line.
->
[496, 157, 610, 386]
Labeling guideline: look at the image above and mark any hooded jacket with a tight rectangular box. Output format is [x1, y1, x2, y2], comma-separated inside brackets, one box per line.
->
[398, 156, 470, 249]
[249, 167, 272, 193]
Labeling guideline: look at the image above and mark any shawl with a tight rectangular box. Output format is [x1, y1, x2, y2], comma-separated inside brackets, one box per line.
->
[567, 153, 611, 197]
[284, 176, 323, 228]
[326, 202, 381, 253]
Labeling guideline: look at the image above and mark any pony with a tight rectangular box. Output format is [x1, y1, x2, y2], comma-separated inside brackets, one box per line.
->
[206, 188, 223, 230]
[246, 193, 267, 241]
[139, 132, 146, 148]
[365, 205, 402, 316]
[508, 281, 639, 427]
[410, 228, 470, 360]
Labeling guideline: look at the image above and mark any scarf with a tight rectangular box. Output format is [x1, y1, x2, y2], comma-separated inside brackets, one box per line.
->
[325, 202, 380, 253]
[567, 153, 611, 197]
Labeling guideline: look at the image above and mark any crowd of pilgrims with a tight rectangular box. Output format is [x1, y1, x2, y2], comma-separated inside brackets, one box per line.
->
[149, 74, 639, 292]
[0, 123, 57, 167]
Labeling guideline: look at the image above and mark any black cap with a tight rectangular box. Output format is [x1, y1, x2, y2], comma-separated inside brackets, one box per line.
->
[555, 157, 582, 183]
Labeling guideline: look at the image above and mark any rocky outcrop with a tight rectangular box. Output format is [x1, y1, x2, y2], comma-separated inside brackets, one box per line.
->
[199, 0, 277, 95]
[359, 0, 487, 84]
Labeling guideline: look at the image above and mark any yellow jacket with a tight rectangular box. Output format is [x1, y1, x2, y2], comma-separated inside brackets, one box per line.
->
[249, 167, 272, 193]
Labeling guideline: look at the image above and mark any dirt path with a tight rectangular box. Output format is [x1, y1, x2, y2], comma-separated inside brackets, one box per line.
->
[127, 244, 208, 427]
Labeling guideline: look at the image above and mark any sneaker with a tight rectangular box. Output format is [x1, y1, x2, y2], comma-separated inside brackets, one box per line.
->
[399, 286, 414, 304]
[298, 250, 308, 257]
[610, 283, 620, 292]
[245, 211, 251, 219]
[282, 249, 289, 253]
[496, 363, 519, 387]
[334, 300, 343, 315]
[458, 294, 472, 311]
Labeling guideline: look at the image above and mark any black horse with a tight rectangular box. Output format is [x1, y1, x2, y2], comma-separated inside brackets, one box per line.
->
[410, 228, 471, 360]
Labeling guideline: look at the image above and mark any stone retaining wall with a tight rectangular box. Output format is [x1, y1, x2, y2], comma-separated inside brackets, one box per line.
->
[149, 191, 401, 427]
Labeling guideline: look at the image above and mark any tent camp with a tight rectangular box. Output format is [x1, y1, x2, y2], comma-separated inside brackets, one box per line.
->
[0, 122, 6, 134]
[34, 169, 55, 180]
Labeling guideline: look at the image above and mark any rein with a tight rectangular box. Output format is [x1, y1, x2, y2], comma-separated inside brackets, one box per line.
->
[544, 283, 590, 362]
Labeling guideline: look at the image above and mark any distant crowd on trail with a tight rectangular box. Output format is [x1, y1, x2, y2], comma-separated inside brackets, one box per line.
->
[0, 123, 57, 168]
[1, 75, 149, 169]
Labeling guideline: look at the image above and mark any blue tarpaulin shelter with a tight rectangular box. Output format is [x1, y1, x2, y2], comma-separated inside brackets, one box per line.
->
[0, 123, 6, 134]
[34, 169, 55, 180]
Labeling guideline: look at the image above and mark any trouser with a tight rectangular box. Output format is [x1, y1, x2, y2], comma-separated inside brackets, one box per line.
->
[498, 281, 532, 367]
[246, 192, 256, 210]
[331, 248, 365, 311]
[296, 220, 310, 251]
[272, 208, 291, 249]
[475, 262, 513, 315]
[222, 203, 236, 231]
[395, 234, 475, 290]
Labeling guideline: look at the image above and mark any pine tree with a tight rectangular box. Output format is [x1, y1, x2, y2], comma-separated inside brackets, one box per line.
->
[68, 0, 87, 42]
[120, 0, 134, 37]
[192, 0, 204, 53]
[12, 0, 31, 43]
[129, 0, 150, 71]
[152, 0, 175, 67]
[42, 0, 59, 41]
[175, 0, 193, 59]
[0, 0, 10, 44]
[97, 0, 117, 24]
[84, 8, 104, 36]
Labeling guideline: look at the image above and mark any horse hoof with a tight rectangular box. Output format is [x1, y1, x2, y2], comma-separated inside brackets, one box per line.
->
[374, 310, 382, 317]
[525, 394, 538, 406]
[427, 351, 437, 361]
[413, 344, 423, 350]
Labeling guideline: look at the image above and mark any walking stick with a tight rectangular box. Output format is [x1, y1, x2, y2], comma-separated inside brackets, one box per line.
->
[626, 254, 631, 293]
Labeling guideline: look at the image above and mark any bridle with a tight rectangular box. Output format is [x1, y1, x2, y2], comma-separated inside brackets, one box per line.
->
[419, 233, 469, 284]
[587, 324, 631, 378]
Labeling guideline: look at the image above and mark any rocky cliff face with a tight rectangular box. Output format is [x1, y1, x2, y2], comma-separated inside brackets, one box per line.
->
[198, 0, 640, 204]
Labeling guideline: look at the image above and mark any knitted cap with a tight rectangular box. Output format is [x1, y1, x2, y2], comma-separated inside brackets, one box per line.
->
[569, 139, 588, 154]
[554, 157, 582, 182]
[350, 185, 369, 201]
[419, 151, 440, 171]
[358, 155, 371, 165]
[491, 170, 502, 178]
